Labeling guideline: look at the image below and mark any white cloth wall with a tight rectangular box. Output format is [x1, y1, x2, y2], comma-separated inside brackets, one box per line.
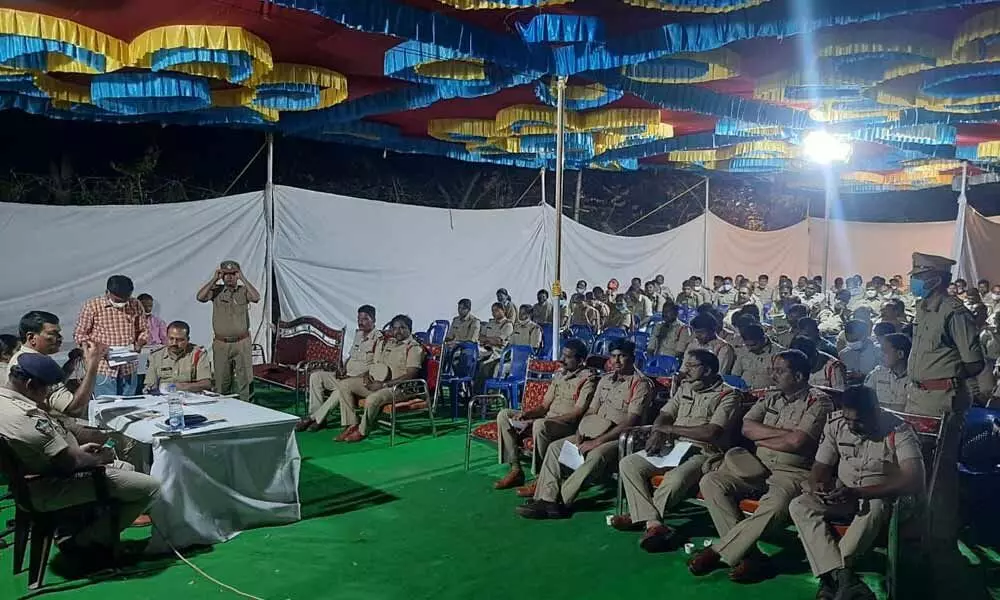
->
[806, 218, 954, 280]
[707, 215, 810, 281]
[0, 192, 268, 349]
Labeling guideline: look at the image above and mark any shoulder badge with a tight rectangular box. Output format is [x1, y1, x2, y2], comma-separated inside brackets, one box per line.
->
[34, 418, 55, 436]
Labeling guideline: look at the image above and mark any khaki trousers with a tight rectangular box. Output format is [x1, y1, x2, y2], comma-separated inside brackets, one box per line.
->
[30, 460, 160, 547]
[789, 491, 889, 577]
[533, 438, 618, 506]
[495, 409, 575, 474]
[619, 452, 708, 523]
[332, 377, 374, 428]
[213, 337, 252, 402]
[357, 388, 396, 436]
[309, 372, 371, 426]
[700, 465, 807, 564]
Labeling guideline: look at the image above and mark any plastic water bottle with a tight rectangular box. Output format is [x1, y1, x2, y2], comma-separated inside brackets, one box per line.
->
[166, 384, 185, 432]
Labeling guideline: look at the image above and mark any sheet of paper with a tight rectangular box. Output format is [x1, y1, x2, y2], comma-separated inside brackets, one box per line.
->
[508, 418, 530, 431]
[558, 441, 585, 470]
[637, 441, 694, 468]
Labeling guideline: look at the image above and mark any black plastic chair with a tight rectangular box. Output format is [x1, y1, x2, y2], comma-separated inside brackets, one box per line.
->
[0, 435, 118, 590]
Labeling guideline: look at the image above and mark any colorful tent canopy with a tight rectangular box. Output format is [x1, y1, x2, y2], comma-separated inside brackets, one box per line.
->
[5, 0, 1000, 190]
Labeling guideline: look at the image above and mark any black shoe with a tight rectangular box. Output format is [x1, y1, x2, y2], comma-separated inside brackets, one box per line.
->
[515, 500, 568, 520]
[832, 569, 874, 600]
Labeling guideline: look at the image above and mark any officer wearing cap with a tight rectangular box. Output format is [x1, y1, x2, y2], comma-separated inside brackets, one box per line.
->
[196, 260, 260, 402]
[0, 353, 160, 562]
[906, 251, 985, 590]
[789, 385, 924, 600]
[689, 349, 833, 582]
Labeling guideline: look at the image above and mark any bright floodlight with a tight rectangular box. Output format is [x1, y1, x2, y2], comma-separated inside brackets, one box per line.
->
[803, 129, 851, 164]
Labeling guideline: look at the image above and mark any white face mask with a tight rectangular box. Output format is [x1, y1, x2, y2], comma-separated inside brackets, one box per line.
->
[992, 293, 1000, 301]
[721, 284, 733, 292]
[846, 340, 864, 351]
[865, 290, 877, 299]
[110, 300, 127, 310]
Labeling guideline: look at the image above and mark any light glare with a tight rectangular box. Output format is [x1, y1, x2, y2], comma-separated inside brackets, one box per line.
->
[804, 130, 851, 164]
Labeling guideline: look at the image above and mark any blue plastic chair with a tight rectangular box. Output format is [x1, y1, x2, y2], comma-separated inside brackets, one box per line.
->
[414, 331, 429, 344]
[722, 375, 749, 390]
[631, 331, 650, 353]
[427, 319, 450, 345]
[762, 303, 773, 321]
[592, 327, 629, 356]
[643, 354, 680, 377]
[566, 325, 596, 349]
[440, 341, 479, 420]
[634, 350, 647, 371]
[483, 345, 533, 409]
[678, 307, 696, 324]
[537, 324, 554, 358]
[638, 314, 663, 334]
[717, 304, 730, 315]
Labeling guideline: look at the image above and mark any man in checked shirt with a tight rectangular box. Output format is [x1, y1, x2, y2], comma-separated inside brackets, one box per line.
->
[74, 275, 149, 397]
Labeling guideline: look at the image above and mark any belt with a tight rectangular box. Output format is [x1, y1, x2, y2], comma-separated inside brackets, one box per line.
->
[914, 377, 957, 391]
[215, 332, 249, 343]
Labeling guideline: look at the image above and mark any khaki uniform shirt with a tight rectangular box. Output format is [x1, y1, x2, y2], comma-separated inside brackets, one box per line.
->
[344, 329, 382, 377]
[578, 371, 653, 438]
[627, 295, 653, 324]
[210, 285, 251, 338]
[685, 337, 736, 375]
[908, 294, 983, 381]
[374, 336, 425, 379]
[848, 295, 883, 315]
[446, 315, 481, 344]
[863, 366, 911, 410]
[543, 367, 598, 418]
[839, 338, 880, 378]
[980, 329, 1000, 363]
[647, 320, 692, 357]
[147, 345, 212, 386]
[7, 347, 76, 415]
[647, 293, 664, 314]
[499, 302, 517, 323]
[0, 361, 7, 387]
[531, 302, 552, 325]
[715, 289, 739, 308]
[660, 377, 740, 455]
[745, 387, 833, 472]
[816, 411, 923, 488]
[809, 354, 847, 390]
[510, 320, 542, 350]
[0, 387, 79, 475]
[604, 309, 632, 330]
[570, 304, 600, 329]
[732, 341, 784, 389]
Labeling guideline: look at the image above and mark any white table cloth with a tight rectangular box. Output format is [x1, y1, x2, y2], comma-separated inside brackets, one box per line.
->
[90, 393, 301, 551]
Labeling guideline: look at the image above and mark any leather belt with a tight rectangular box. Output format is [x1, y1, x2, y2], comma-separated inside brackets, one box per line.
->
[914, 377, 957, 391]
[215, 332, 249, 343]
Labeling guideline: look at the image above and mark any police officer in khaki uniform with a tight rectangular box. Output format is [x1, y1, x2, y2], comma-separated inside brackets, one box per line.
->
[0, 353, 160, 563]
[864, 333, 912, 410]
[732, 324, 784, 389]
[510, 304, 543, 352]
[494, 339, 597, 491]
[341, 315, 425, 442]
[444, 299, 480, 345]
[689, 349, 833, 582]
[604, 295, 633, 331]
[298, 305, 380, 432]
[685, 313, 736, 375]
[569, 293, 600, 330]
[647, 301, 692, 358]
[144, 320, 212, 393]
[790, 385, 925, 600]
[496, 288, 517, 322]
[516, 340, 653, 519]
[625, 288, 653, 327]
[905, 252, 985, 593]
[615, 350, 741, 551]
[791, 336, 847, 391]
[476, 303, 515, 389]
[531, 290, 553, 325]
[196, 260, 260, 402]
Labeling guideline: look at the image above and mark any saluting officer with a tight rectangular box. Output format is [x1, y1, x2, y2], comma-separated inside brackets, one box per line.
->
[197, 260, 260, 402]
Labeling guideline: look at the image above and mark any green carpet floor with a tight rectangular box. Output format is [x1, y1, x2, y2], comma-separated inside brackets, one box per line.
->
[1, 388, 998, 599]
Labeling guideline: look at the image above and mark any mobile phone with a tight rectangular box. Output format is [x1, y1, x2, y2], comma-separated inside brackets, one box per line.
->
[102, 438, 116, 449]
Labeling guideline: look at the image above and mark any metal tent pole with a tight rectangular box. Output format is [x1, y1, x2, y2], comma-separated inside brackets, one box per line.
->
[703, 177, 710, 282]
[551, 77, 567, 361]
[264, 132, 276, 361]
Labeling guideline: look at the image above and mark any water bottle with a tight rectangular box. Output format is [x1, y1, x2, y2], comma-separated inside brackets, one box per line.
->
[166, 383, 185, 432]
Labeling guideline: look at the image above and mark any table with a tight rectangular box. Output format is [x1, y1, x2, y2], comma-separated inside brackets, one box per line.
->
[90, 393, 301, 551]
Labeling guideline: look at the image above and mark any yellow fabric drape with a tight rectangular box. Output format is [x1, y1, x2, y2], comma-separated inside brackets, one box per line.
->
[0, 8, 127, 72]
[624, 48, 740, 83]
[620, 0, 769, 13]
[129, 25, 273, 83]
[212, 88, 280, 121]
[255, 63, 349, 110]
[412, 58, 486, 80]
[428, 119, 498, 142]
[668, 140, 796, 163]
[434, 0, 571, 9]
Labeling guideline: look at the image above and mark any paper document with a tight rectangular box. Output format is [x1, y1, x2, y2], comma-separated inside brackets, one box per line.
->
[637, 441, 694, 469]
[558, 441, 586, 470]
[508, 419, 530, 431]
[107, 345, 139, 366]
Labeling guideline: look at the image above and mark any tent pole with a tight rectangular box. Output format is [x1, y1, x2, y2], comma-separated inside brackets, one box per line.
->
[265, 132, 276, 362]
[574, 169, 583, 221]
[703, 176, 710, 282]
[822, 168, 837, 290]
[552, 76, 566, 361]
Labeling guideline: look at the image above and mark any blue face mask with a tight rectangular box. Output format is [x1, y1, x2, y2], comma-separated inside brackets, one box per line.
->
[909, 277, 929, 299]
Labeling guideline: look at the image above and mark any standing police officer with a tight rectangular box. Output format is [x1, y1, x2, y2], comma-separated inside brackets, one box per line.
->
[197, 260, 260, 402]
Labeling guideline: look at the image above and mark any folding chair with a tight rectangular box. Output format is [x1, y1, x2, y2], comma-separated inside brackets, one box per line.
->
[592, 327, 628, 356]
[643, 354, 680, 377]
[722, 375, 750, 390]
[536, 324, 554, 358]
[439, 341, 479, 420]
[426, 320, 450, 345]
[566, 325, 596, 349]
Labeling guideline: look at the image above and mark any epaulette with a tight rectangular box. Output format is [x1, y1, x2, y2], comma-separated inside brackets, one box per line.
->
[9, 397, 36, 413]
[827, 409, 844, 422]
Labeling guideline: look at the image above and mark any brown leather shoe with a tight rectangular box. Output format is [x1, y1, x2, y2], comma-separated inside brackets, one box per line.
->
[515, 481, 537, 497]
[335, 425, 358, 442]
[343, 429, 365, 443]
[307, 420, 327, 433]
[729, 554, 774, 583]
[130, 514, 152, 528]
[494, 469, 525, 490]
[688, 548, 723, 576]
[294, 418, 314, 433]
[515, 500, 569, 520]
[609, 514, 644, 531]
[639, 525, 675, 553]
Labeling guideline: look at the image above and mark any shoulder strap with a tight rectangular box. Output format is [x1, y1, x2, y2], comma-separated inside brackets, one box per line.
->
[190, 347, 204, 381]
[888, 429, 896, 450]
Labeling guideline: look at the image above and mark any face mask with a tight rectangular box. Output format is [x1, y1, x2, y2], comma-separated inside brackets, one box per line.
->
[721, 284, 733, 292]
[110, 301, 127, 310]
[846, 340, 864, 351]
[865, 290, 877, 299]
[576, 286, 586, 293]
[909, 277, 930, 299]
[616, 303, 627, 311]
[993, 293, 1000, 301]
